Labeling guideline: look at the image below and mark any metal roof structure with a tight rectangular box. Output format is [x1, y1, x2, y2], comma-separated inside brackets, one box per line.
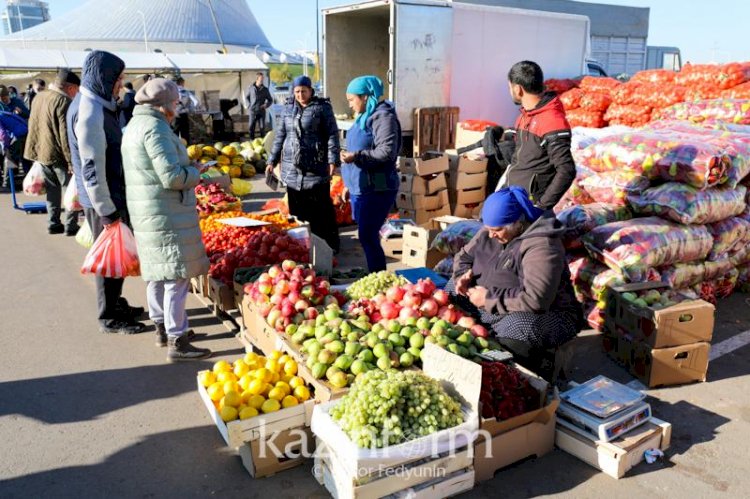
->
[0, 0, 281, 57]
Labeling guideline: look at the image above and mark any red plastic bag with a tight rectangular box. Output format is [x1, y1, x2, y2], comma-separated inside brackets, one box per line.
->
[459, 120, 499, 132]
[81, 221, 141, 278]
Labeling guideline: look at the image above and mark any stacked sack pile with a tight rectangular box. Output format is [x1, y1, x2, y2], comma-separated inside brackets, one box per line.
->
[555, 91, 750, 330]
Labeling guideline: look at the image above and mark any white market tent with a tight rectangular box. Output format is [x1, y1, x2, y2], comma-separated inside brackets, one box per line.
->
[0, 49, 267, 111]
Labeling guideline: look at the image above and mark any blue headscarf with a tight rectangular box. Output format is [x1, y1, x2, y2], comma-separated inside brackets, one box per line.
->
[481, 187, 544, 228]
[346, 75, 384, 130]
[292, 75, 312, 89]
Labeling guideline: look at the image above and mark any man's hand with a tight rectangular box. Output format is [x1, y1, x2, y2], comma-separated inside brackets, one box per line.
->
[266, 164, 274, 175]
[455, 270, 472, 296]
[340, 151, 355, 164]
[467, 286, 488, 308]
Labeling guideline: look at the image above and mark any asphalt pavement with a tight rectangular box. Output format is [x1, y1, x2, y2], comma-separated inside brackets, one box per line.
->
[1, 181, 749, 499]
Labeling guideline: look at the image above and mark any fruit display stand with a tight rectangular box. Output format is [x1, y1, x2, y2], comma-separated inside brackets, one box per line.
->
[240, 295, 292, 356]
[310, 344, 480, 498]
[196, 371, 316, 477]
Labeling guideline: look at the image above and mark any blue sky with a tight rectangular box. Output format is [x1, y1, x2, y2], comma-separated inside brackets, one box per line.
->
[48, 0, 750, 63]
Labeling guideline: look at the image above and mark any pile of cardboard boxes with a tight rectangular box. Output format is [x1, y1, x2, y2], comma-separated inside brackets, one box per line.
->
[602, 282, 714, 388]
[396, 154, 451, 224]
[447, 153, 488, 218]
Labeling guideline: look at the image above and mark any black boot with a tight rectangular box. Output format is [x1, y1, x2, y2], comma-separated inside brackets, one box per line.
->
[155, 323, 167, 347]
[100, 319, 146, 335]
[116, 297, 145, 320]
[167, 335, 211, 362]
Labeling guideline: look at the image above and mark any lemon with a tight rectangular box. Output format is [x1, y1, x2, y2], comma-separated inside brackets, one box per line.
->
[220, 405, 239, 422]
[282, 395, 299, 408]
[261, 399, 281, 413]
[233, 362, 250, 378]
[289, 376, 305, 389]
[280, 374, 294, 384]
[207, 382, 225, 402]
[213, 360, 232, 373]
[246, 394, 266, 410]
[238, 374, 253, 391]
[268, 387, 286, 402]
[199, 371, 217, 387]
[248, 379, 265, 395]
[275, 381, 291, 397]
[223, 390, 242, 408]
[254, 368, 272, 383]
[265, 359, 280, 373]
[244, 351, 259, 367]
[270, 372, 280, 384]
[216, 371, 237, 384]
[278, 354, 292, 365]
[223, 381, 240, 395]
[284, 360, 298, 376]
[293, 385, 311, 402]
[239, 406, 259, 420]
[268, 351, 283, 361]
[262, 383, 274, 397]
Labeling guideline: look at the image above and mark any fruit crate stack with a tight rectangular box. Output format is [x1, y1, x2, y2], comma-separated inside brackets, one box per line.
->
[447, 153, 488, 219]
[396, 154, 451, 224]
[311, 344, 480, 499]
[400, 216, 466, 270]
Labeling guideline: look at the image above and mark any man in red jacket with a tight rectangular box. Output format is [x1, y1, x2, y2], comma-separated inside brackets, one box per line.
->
[497, 61, 576, 210]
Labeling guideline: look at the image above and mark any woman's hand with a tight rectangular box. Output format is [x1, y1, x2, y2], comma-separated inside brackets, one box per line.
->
[467, 286, 488, 308]
[340, 151, 356, 164]
[455, 270, 473, 296]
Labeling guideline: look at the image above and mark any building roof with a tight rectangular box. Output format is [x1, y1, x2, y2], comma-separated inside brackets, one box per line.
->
[0, 0, 272, 50]
[456, 0, 649, 38]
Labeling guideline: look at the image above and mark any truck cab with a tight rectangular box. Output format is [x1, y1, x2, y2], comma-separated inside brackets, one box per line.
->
[646, 46, 682, 71]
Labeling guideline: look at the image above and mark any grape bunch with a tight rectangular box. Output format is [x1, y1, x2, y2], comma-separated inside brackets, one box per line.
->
[346, 271, 408, 300]
[329, 370, 464, 448]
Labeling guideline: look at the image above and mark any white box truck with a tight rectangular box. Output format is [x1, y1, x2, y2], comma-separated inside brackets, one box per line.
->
[323, 0, 590, 133]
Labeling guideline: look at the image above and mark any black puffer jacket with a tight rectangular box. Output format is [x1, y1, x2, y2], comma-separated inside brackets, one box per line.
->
[269, 96, 340, 191]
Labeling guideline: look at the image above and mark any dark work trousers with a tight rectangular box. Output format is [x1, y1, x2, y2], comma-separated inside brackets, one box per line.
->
[41, 163, 79, 230]
[351, 190, 397, 272]
[249, 110, 265, 139]
[84, 207, 128, 326]
[174, 113, 190, 143]
[287, 182, 340, 253]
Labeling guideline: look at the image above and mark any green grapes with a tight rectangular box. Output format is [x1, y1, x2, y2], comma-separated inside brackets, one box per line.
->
[329, 370, 464, 448]
[346, 271, 408, 300]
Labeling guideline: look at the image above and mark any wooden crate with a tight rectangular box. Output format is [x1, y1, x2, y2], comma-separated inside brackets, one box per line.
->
[314, 439, 474, 499]
[414, 107, 460, 156]
[295, 358, 349, 403]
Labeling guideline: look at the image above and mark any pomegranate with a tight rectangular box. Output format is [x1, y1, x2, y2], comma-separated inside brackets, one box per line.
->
[458, 316, 476, 328]
[433, 289, 450, 306]
[399, 307, 420, 321]
[386, 286, 406, 303]
[380, 301, 400, 320]
[415, 278, 437, 296]
[419, 299, 439, 318]
[402, 291, 422, 308]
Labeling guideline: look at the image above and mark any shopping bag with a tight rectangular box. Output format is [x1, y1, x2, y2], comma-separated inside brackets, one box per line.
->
[22, 162, 46, 196]
[75, 220, 95, 249]
[80, 221, 141, 278]
[63, 174, 82, 211]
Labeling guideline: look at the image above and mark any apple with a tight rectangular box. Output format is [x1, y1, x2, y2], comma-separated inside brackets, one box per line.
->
[258, 282, 272, 295]
[267, 309, 281, 327]
[457, 316, 476, 328]
[372, 293, 387, 306]
[243, 283, 254, 295]
[470, 324, 489, 338]
[289, 280, 302, 293]
[282, 260, 297, 272]
[324, 295, 339, 307]
[275, 280, 290, 295]
[281, 302, 295, 318]
[258, 302, 273, 318]
[301, 285, 314, 299]
[304, 307, 319, 320]
[268, 265, 282, 279]
[294, 299, 309, 312]
[270, 293, 283, 306]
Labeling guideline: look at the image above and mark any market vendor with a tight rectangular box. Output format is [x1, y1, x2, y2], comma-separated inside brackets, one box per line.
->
[340, 75, 401, 271]
[449, 186, 583, 375]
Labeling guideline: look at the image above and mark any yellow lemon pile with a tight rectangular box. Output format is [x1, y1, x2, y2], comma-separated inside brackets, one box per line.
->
[200, 351, 311, 423]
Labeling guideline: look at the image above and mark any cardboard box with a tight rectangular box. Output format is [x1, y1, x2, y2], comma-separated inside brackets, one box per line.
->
[381, 236, 404, 259]
[402, 244, 444, 269]
[451, 187, 486, 207]
[473, 364, 558, 483]
[448, 170, 487, 191]
[453, 203, 483, 219]
[446, 150, 490, 174]
[396, 189, 449, 211]
[190, 274, 209, 297]
[455, 127, 486, 149]
[605, 282, 715, 348]
[603, 331, 710, 388]
[555, 419, 672, 479]
[239, 428, 313, 478]
[208, 276, 236, 312]
[241, 296, 288, 355]
[398, 155, 450, 176]
[399, 216, 465, 269]
[398, 204, 452, 225]
[399, 172, 448, 195]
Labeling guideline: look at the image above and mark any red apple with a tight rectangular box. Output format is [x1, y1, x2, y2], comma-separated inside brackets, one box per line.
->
[304, 307, 319, 320]
[257, 273, 272, 285]
[282, 260, 297, 272]
[268, 265, 282, 279]
[372, 293, 387, 306]
[281, 302, 295, 318]
[258, 282, 273, 295]
[301, 285, 314, 299]
[470, 324, 489, 338]
[294, 299, 309, 312]
[258, 302, 273, 318]
[457, 316, 476, 328]
[270, 293, 283, 306]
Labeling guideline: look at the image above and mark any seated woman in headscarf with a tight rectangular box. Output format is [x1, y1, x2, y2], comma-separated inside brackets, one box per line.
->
[449, 186, 583, 375]
[340, 75, 401, 271]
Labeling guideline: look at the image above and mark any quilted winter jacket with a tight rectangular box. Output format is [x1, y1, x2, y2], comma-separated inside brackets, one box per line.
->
[121, 105, 209, 282]
[268, 96, 340, 191]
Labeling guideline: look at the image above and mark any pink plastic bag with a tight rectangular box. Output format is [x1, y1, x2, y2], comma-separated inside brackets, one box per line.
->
[81, 221, 141, 278]
[22, 162, 46, 196]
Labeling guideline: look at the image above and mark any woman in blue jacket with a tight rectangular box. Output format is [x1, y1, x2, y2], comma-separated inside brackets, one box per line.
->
[340, 76, 401, 272]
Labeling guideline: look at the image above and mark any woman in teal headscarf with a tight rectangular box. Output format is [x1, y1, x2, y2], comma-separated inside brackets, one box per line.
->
[340, 75, 402, 271]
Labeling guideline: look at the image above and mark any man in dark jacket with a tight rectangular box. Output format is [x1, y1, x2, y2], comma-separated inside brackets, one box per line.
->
[25, 69, 81, 235]
[118, 81, 136, 126]
[498, 61, 576, 210]
[24, 78, 46, 110]
[68, 50, 145, 335]
[450, 187, 582, 378]
[246, 73, 273, 139]
[268, 75, 340, 252]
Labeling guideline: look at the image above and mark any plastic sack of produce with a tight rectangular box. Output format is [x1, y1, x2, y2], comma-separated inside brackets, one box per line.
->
[694, 269, 739, 304]
[579, 172, 650, 206]
[582, 301, 605, 331]
[723, 82, 750, 99]
[553, 177, 595, 214]
[731, 244, 750, 266]
[433, 256, 454, 277]
[628, 183, 746, 225]
[612, 82, 686, 109]
[545, 78, 580, 94]
[583, 217, 713, 282]
[230, 178, 253, 196]
[565, 109, 606, 128]
[63, 174, 82, 211]
[75, 220, 95, 249]
[630, 69, 677, 85]
[603, 104, 652, 127]
[736, 264, 750, 292]
[571, 125, 633, 152]
[707, 217, 750, 261]
[659, 259, 735, 289]
[657, 98, 750, 125]
[580, 92, 612, 112]
[430, 220, 483, 255]
[81, 220, 140, 278]
[560, 88, 585, 110]
[675, 62, 750, 90]
[558, 203, 633, 247]
[578, 76, 621, 94]
[22, 162, 46, 196]
[568, 256, 607, 302]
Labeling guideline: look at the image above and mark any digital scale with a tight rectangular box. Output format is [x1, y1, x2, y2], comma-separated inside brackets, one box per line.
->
[558, 376, 651, 442]
[476, 350, 514, 363]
